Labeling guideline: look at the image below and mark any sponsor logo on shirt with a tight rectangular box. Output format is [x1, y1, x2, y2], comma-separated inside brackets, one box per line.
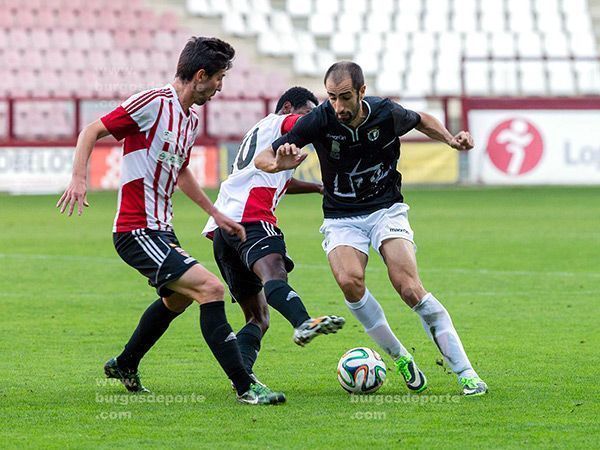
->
[161, 130, 178, 144]
[326, 133, 346, 141]
[158, 151, 186, 168]
[389, 227, 408, 233]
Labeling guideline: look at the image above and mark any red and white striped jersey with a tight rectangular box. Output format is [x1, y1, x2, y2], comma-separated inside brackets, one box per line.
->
[202, 112, 301, 235]
[101, 84, 200, 233]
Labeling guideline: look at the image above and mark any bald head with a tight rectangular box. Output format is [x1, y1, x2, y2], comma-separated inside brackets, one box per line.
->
[324, 61, 365, 93]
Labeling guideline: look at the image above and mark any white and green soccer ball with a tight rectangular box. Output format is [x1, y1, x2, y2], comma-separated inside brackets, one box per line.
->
[337, 347, 386, 394]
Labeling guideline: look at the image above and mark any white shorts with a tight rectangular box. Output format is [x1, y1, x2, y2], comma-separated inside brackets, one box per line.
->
[319, 203, 415, 257]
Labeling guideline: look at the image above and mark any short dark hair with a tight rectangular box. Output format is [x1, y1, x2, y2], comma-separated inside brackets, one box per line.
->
[275, 86, 319, 113]
[324, 61, 364, 92]
[175, 36, 235, 81]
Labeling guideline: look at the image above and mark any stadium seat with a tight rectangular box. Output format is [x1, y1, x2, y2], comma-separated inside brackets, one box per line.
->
[480, 8, 507, 33]
[330, 31, 357, 57]
[574, 60, 600, 94]
[358, 32, 384, 54]
[385, 32, 412, 56]
[423, 11, 449, 33]
[7, 29, 30, 50]
[251, 0, 271, 15]
[286, 0, 313, 18]
[507, 7, 535, 33]
[44, 49, 67, 71]
[222, 13, 247, 36]
[394, 12, 422, 33]
[516, 32, 543, 57]
[434, 67, 462, 95]
[376, 71, 403, 96]
[308, 14, 335, 36]
[186, 0, 210, 16]
[293, 52, 318, 76]
[404, 71, 433, 98]
[546, 60, 576, 95]
[535, 7, 563, 34]
[464, 61, 490, 95]
[366, 12, 393, 33]
[491, 61, 519, 95]
[490, 33, 517, 58]
[66, 49, 87, 71]
[464, 32, 490, 58]
[315, 0, 341, 17]
[570, 32, 598, 58]
[564, 12, 593, 35]
[337, 12, 364, 33]
[542, 33, 570, 58]
[373, 0, 395, 15]
[354, 51, 380, 76]
[342, 0, 368, 15]
[437, 34, 462, 90]
[315, 50, 337, 73]
[519, 61, 547, 95]
[246, 13, 269, 36]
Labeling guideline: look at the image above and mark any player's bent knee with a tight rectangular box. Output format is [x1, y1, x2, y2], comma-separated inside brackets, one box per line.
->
[336, 273, 365, 299]
[201, 276, 225, 301]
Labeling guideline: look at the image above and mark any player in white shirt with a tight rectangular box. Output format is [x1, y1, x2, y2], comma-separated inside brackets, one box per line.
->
[202, 87, 345, 378]
[57, 37, 285, 405]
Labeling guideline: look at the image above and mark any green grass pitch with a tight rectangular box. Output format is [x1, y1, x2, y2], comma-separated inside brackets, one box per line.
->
[1, 186, 598, 448]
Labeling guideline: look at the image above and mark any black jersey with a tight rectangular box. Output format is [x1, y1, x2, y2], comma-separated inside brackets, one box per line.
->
[271, 96, 421, 218]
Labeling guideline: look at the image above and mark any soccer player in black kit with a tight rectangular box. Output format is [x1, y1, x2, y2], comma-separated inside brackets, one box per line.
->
[256, 61, 488, 396]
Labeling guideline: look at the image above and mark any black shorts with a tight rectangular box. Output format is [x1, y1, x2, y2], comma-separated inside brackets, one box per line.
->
[113, 229, 198, 297]
[212, 221, 294, 303]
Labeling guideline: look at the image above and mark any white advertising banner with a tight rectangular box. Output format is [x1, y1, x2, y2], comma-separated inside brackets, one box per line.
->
[0, 147, 74, 194]
[0, 145, 221, 194]
[468, 110, 600, 184]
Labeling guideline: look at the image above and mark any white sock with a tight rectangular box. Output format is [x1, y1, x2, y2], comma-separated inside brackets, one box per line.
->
[413, 293, 477, 378]
[345, 288, 409, 359]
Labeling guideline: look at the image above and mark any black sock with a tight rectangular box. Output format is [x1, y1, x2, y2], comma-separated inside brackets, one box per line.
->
[117, 298, 181, 371]
[264, 280, 311, 328]
[199, 301, 252, 395]
[236, 323, 263, 374]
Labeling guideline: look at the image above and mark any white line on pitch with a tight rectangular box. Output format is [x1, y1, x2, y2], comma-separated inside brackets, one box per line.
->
[1, 252, 599, 279]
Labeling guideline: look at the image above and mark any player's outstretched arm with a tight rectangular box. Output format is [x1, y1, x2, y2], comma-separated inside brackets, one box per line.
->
[255, 144, 308, 173]
[177, 167, 246, 242]
[286, 177, 323, 195]
[56, 119, 111, 216]
[415, 112, 474, 151]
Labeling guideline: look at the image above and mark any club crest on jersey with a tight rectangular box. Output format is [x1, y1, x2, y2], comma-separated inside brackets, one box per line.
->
[161, 130, 177, 145]
[367, 127, 380, 141]
[330, 140, 341, 160]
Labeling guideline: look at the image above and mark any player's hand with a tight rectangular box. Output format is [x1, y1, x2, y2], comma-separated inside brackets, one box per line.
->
[275, 143, 308, 170]
[56, 177, 89, 216]
[213, 211, 246, 242]
[449, 131, 474, 151]
[317, 184, 324, 195]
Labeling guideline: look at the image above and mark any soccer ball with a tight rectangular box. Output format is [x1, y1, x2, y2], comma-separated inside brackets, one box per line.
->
[337, 347, 386, 394]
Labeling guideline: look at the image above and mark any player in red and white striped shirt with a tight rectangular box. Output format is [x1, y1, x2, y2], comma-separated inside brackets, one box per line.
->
[57, 37, 285, 405]
[202, 87, 345, 380]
